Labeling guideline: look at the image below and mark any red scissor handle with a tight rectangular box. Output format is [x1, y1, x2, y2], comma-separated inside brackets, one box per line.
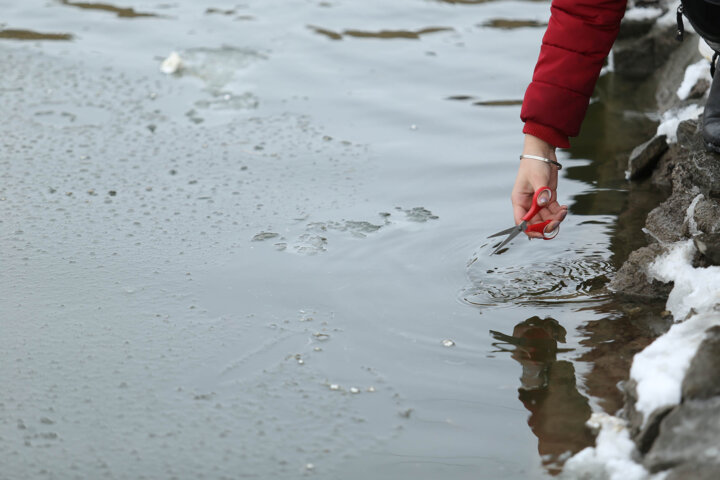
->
[521, 186, 552, 222]
[526, 219, 559, 240]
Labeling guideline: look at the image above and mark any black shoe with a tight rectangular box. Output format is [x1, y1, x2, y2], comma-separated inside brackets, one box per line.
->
[703, 56, 720, 153]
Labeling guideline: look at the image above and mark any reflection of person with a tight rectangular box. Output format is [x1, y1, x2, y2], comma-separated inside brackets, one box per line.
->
[513, 0, 720, 237]
[491, 317, 594, 475]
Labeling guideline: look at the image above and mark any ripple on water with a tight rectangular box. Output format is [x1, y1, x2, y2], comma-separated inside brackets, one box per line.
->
[461, 245, 614, 307]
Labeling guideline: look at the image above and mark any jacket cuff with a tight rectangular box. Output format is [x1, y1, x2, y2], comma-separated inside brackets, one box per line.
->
[523, 121, 570, 149]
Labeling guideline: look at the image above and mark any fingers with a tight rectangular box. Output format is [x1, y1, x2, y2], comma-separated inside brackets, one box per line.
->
[546, 205, 568, 233]
[524, 202, 568, 239]
[513, 203, 528, 226]
[546, 201, 566, 215]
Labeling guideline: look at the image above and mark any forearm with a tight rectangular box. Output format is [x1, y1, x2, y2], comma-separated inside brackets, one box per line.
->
[521, 0, 628, 148]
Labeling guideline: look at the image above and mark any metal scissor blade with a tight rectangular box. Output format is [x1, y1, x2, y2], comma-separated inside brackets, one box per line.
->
[490, 222, 525, 255]
[487, 225, 518, 239]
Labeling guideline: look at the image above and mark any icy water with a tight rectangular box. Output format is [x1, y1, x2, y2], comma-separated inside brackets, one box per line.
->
[0, 1, 671, 479]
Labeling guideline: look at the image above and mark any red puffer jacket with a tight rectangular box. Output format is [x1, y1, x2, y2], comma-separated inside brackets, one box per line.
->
[521, 0, 628, 148]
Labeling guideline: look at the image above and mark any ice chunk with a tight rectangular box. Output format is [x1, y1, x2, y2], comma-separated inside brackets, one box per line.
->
[161, 51, 183, 74]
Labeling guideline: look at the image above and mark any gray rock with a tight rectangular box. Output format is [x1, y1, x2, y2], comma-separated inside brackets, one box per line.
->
[673, 119, 720, 197]
[628, 134, 668, 180]
[682, 326, 720, 401]
[694, 198, 720, 234]
[655, 37, 708, 112]
[645, 190, 698, 242]
[622, 378, 674, 453]
[608, 243, 672, 299]
[650, 147, 678, 190]
[688, 78, 711, 100]
[613, 21, 682, 79]
[637, 406, 675, 454]
[693, 233, 720, 266]
[674, 121, 709, 166]
[618, 7, 664, 40]
[644, 397, 720, 473]
[622, 378, 643, 434]
[614, 35, 657, 79]
[676, 118, 702, 146]
[665, 463, 720, 480]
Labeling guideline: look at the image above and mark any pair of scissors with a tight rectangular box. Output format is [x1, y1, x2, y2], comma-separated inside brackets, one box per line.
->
[488, 186, 559, 255]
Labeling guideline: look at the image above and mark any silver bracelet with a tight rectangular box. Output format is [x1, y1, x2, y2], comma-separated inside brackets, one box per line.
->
[520, 154, 562, 170]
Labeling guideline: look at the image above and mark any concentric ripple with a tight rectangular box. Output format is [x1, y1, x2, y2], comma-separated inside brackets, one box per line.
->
[461, 246, 614, 307]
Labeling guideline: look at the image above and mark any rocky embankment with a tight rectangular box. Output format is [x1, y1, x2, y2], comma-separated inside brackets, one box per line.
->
[602, 1, 720, 477]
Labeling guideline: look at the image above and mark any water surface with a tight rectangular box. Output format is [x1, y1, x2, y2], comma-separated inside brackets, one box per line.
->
[0, 1, 670, 478]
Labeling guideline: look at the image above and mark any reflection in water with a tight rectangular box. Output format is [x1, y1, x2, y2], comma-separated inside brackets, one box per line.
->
[576, 302, 670, 414]
[491, 317, 595, 475]
[434, 0, 495, 4]
[444, 95, 523, 106]
[473, 99, 523, 106]
[205, 8, 236, 15]
[435, 0, 546, 3]
[481, 19, 547, 29]
[205, 7, 255, 20]
[0, 29, 73, 41]
[308, 25, 453, 40]
[58, 1, 157, 18]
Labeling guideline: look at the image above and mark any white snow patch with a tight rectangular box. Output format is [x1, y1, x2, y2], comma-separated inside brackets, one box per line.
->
[649, 240, 720, 320]
[676, 60, 711, 100]
[562, 413, 653, 480]
[630, 241, 720, 422]
[656, 104, 704, 143]
[630, 311, 717, 420]
[624, 7, 663, 21]
[684, 193, 704, 236]
[699, 38, 715, 63]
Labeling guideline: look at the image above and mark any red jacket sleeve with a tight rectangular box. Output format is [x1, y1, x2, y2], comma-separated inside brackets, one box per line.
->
[521, 0, 627, 148]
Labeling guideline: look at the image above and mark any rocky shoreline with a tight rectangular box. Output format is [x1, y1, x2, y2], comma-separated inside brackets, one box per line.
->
[595, 1, 720, 477]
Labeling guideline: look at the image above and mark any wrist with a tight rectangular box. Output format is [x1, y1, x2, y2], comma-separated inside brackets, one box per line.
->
[523, 134, 556, 160]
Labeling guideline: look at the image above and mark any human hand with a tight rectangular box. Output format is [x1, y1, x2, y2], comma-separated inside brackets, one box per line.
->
[511, 135, 568, 239]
